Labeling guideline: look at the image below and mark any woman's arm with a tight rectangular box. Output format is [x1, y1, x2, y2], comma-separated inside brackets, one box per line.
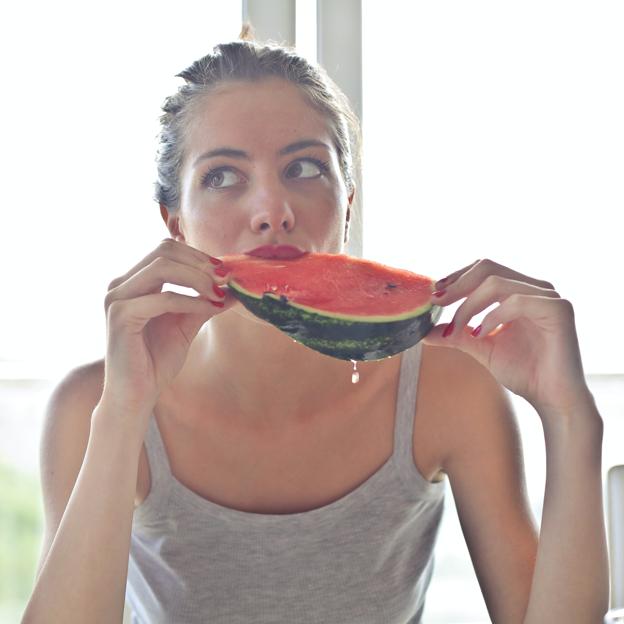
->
[423, 258, 610, 622]
[522, 395, 608, 623]
[442, 354, 608, 623]
[23, 239, 234, 623]
[22, 367, 149, 624]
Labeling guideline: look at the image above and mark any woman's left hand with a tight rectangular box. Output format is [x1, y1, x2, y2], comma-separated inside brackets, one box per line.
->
[421, 259, 593, 415]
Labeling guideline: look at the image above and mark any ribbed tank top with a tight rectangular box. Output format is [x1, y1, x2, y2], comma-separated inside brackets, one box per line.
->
[126, 342, 446, 623]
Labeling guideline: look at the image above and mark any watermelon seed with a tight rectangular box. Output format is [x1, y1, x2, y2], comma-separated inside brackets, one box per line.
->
[386, 283, 397, 289]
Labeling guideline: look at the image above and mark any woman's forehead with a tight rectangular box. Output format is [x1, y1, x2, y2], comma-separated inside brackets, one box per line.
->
[185, 78, 334, 150]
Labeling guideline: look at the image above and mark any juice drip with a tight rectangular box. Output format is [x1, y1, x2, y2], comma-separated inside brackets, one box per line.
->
[350, 359, 359, 384]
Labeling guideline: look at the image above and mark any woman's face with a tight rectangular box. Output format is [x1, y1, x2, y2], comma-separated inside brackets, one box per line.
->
[169, 77, 353, 256]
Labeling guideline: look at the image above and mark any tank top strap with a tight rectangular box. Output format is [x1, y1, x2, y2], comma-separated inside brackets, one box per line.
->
[134, 414, 175, 520]
[393, 342, 422, 458]
[392, 342, 443, 497]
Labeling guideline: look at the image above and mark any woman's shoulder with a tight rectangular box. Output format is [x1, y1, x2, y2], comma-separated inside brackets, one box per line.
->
[61, 358, 106, 404]
[41, 359, 107, 435]
[420, 344, 515, 471]
[421, 342, 505, 405]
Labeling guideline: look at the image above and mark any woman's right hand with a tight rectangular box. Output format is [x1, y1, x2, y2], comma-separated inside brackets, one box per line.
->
[101, 238, 238, 415]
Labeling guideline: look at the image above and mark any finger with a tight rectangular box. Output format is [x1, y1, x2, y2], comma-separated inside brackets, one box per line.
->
[177, 294, 240, 344]
[472, 294, 574, 340]
[107, 238, 224, 291]
[442, 276, 560, 338]
[105, 256, 228, 314]
[107, 291, 227, 335]
[435, 259, 480, 289]
[422, 295, 570, 367]
[432, 258, 556, 303]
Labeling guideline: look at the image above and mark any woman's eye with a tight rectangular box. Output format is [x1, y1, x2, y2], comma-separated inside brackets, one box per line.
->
[201, 168, 242, 189]
[286, 159, 329, 179]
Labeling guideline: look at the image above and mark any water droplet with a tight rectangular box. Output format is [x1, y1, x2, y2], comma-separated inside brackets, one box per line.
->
[350, 359, 359, 384]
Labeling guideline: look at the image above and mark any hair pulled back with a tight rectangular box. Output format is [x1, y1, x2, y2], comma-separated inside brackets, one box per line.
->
[155, 34, 361, 214]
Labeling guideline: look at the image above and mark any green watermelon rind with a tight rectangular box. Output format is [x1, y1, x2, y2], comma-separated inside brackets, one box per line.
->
[228, 280, 443, 361]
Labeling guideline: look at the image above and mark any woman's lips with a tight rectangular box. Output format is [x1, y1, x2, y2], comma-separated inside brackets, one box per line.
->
[244, 245, 308, 259]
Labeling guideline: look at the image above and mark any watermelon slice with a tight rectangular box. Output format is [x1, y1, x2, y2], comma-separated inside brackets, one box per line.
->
[220, 252, 442, 361]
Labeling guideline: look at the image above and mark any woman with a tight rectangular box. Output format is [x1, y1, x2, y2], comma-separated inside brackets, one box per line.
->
[23, 38, 608, 623]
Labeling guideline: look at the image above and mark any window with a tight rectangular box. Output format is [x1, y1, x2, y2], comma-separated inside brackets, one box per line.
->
[362, 0, 623, 375]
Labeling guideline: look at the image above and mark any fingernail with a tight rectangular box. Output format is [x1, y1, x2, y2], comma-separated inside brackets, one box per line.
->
[442, 321, 455, 338]
[432, 289, 447, 298]
[208, 255, 223, 266]
[210, 300, 225, 308]
[471, 325, 482, 337]
[215, 266, 231, 277]
[212, 283, 226, 298]
[435, 277, 448, 289]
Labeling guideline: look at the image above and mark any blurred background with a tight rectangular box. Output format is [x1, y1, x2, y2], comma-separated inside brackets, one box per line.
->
[1, 1, 622, 622]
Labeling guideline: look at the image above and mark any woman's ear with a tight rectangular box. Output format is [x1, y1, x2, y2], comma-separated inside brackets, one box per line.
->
[160, 203, 186, 242]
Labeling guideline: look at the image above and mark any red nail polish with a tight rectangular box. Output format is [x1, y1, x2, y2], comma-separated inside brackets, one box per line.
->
[212, 283, 225, 298]
[442, 321, 455, 338]
[432, 289, 447, 298]
[215, 266, 231, 277]
[208, 256, 223, 265]
[210, 300, 225, 307]
[471, 325, 482, 337]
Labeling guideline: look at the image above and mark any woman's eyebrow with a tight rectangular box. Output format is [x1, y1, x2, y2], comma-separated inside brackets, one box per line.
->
[192, 139, 330, 168]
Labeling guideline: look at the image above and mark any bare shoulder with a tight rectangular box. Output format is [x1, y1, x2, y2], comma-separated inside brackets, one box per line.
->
[40, 357, 106, 487]
[44, 358, 105, 421]
[40, 357, 107, 490]
[35, 358, 106, 577]
[417, 344, 519, 475]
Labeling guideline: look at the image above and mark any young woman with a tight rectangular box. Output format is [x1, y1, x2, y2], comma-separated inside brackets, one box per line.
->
[23, 38, 608, 623]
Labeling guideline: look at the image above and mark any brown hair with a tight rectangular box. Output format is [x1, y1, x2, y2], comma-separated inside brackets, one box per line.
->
[155, 31, 361, 214]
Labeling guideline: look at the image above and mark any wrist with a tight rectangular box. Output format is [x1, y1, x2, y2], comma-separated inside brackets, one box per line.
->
[538, 397, 604, 450]
[90, 395, 154, 453]
[531, 386, 599, 421]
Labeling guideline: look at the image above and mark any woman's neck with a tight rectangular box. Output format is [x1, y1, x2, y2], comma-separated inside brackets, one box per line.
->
[167, 306, 390, 428]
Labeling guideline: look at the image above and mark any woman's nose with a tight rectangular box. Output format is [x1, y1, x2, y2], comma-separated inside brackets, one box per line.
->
[249, 179, 296, 233]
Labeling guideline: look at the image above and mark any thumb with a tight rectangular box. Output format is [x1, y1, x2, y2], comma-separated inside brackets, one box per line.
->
[179, 292, 240, 341]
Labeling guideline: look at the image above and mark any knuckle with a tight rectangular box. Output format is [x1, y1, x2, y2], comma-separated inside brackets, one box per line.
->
[482, 274, 501, 290]
[104, 290, 116, 311]
[107, 275, 124, 291]
[506, 292, 523, 306]
[475, 258, 497, 275]
[150, 255, 170, 274]
[107, 300, 125, 323]
[152, 255, 167, 268]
